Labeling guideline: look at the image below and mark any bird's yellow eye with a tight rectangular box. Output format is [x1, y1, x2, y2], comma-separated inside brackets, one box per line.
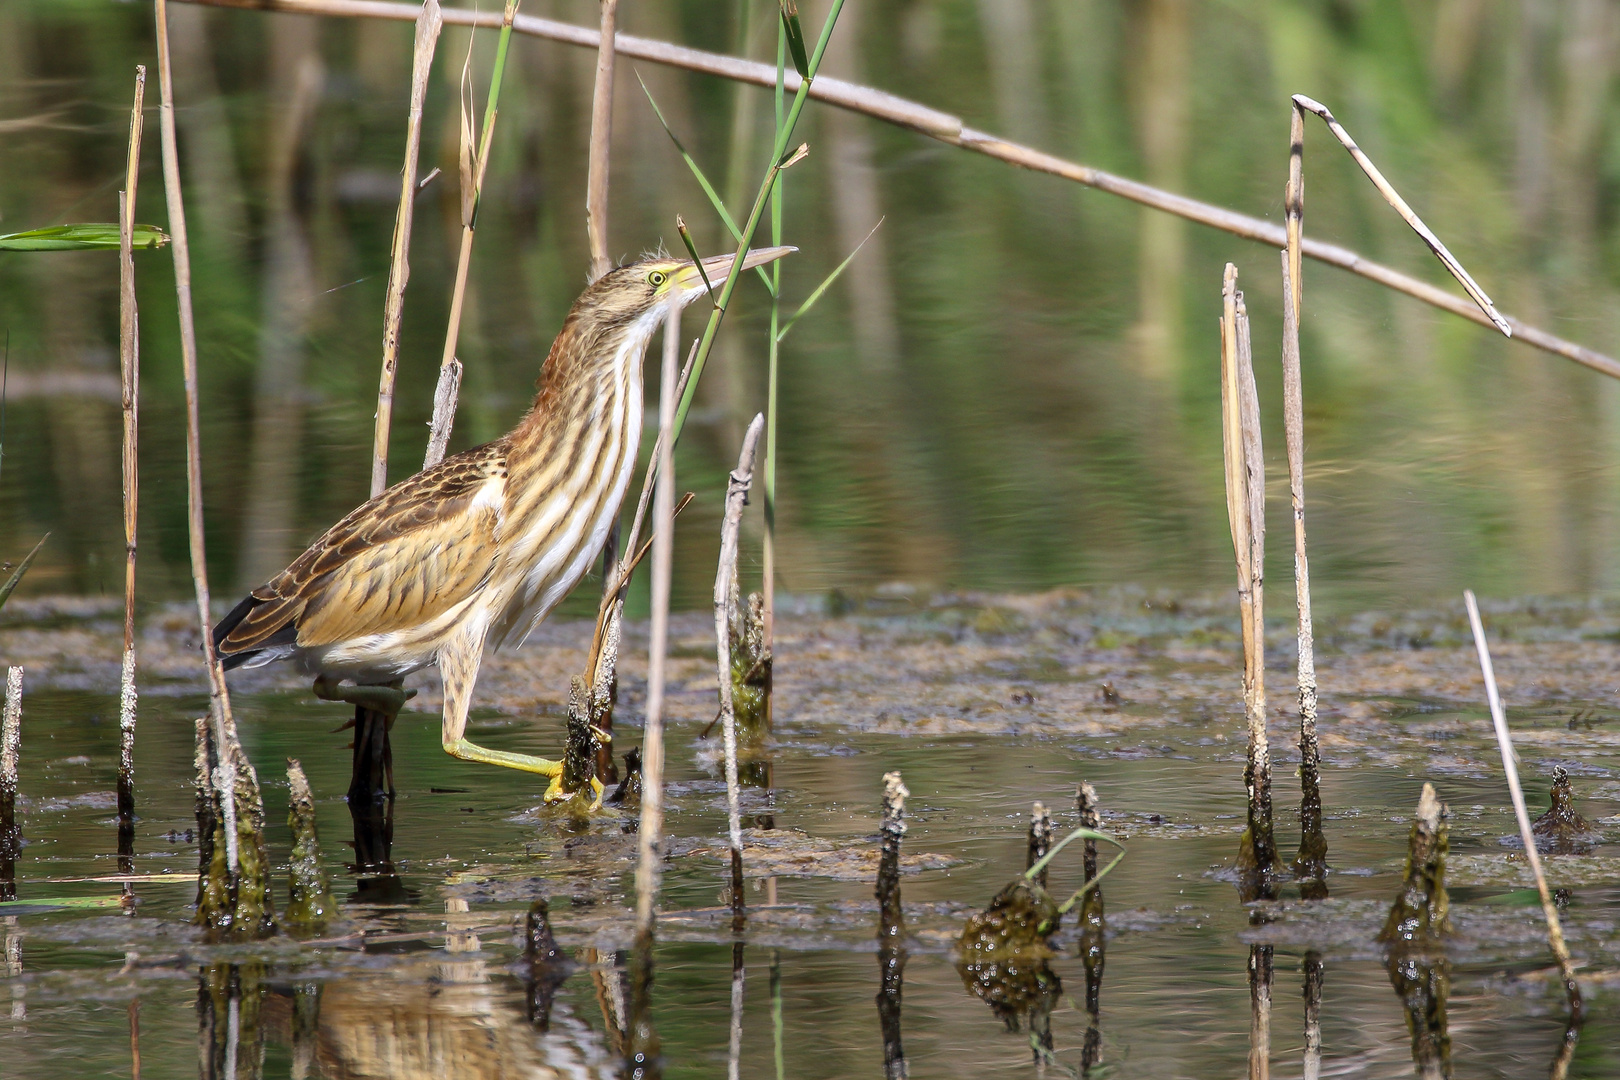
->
[648, 270, 667, 287]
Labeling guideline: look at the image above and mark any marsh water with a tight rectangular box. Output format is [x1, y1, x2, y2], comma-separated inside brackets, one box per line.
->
[1, 592, 1620, 1077]
[7, 0, 1620, 1076]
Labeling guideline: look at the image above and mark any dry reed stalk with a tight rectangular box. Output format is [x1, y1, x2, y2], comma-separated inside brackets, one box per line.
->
[370, 0, 443, 496]
[424, 0, 518, 470]
[634, 305, 679, 942]
[174, 0, 1620, 380]
[1463, 590, 1583, 1020]
[1290, 96, 1508, 336]
[156, 0, 240, 864]
[1026, 802, 1052, 889]
[585, 0, 619, 282]
[118, 67, 146, 839]
[157, 0, 275, 937]
[714, 413, 765, 929]
[1280, 251, 1324, 894]
[1219, 264, 1275, 890]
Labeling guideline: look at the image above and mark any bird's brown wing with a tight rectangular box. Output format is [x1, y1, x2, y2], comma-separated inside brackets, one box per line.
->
[217, 440, 509, 659]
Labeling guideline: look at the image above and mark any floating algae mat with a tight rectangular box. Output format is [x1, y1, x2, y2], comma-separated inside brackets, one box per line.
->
[4, 592, 1620, 1077]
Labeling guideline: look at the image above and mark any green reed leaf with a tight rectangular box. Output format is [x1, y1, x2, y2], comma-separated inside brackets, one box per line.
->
[0, 223, 168, 252]
[0, 534, 49, 614]
[776, 217, 883, 343]
[779, 0, 810, 78]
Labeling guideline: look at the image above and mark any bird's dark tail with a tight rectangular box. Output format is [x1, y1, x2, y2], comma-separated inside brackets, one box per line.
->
[212, 594, 263, 671]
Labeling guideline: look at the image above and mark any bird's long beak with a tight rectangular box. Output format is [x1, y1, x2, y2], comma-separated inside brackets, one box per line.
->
[675, 245, 796, 298]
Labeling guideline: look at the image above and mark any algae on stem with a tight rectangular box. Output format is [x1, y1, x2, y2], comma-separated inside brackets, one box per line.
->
[283, 758, 334, 934]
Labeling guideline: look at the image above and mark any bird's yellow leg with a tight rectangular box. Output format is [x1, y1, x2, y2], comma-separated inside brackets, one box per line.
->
[441, 740, 602, 806]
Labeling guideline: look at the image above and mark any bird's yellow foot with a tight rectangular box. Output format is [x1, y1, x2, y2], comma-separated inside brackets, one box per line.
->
[541, 774, 606, 810]
[314, 676, 417, 717]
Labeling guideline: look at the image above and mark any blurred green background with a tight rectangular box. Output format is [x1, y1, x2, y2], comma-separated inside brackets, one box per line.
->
[1, 0, 1617, 615]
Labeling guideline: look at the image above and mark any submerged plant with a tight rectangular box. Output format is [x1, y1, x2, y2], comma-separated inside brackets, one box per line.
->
[1532, 766, 1599, 855]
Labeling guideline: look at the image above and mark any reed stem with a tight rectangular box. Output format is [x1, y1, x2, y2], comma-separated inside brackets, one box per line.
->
[424, 0, 518, 470]
[1463, 590, 1582, 1021]
[1220, 264, 1275, 894]
[371, 0, 442, 497]
[715, 414, 764, 931]
[761, 15, 787, 679]
[635, 305, 679, 942]
[173, 0, 1620, 379]
[1280, 249, 1324, 894]
[118, 67, 146, 847]
[585, 0, 619, 283]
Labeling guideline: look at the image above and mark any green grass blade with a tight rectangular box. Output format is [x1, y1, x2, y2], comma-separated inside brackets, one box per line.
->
[674, 216, 716, 303]
[1024, 824, 1123, 883]
[637, 73, 774, 293]
[776, 217, 883, 343]
[0, 894, 127, 911]
[0, 534, 49, 615]
[1055, 845, 1127, 914]
[0, 223, 168, 251]
[779, 0, 810, 78]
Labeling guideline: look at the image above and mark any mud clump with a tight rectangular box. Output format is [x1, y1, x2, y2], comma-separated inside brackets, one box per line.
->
[1532, 766, 1600, 855]
[957, 879, 1062, 1031]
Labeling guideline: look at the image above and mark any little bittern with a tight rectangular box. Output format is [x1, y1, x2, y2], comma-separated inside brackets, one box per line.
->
[213, 247, 793, 798]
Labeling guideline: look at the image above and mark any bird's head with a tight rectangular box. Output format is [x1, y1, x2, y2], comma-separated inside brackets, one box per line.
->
[579, 246, 797, 332]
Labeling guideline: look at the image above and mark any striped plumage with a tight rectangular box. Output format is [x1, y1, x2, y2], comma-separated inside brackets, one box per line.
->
[212, 247, 793, 789]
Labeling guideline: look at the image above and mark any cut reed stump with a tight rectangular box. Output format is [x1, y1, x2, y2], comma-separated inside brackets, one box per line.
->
[1219, 263, 1276, 898]
[876, 771, 908, 1080]
[1025, 802, 1052, 889]
[1076, 782, 1105, 1073]
[283, 759, 334, 935]
[0, 667, 21, 901]
[193, 720, 275, 939]
[1380, 783, 1452, 1080]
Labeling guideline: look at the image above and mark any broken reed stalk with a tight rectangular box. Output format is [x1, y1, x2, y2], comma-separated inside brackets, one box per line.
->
[156, 0, 273, 937]
[424, 0, 519, 470]
[1249, 943, 1273, 1080]
[117, 66, 146, 848]
[1, 667, 21, 898]
[173, 1, 1620, 382]
[1219, 264, 1275, 892]
[371, 0, 443, 497]
[1280, 252, 1325, 896]
[585, 0, 619, 283]
[877, 773, 908, 1080]
[1290, 95, 1508, 337]
[1463, 590, 1582, 1021]
[635, 305, 679, 944]
[715, 413, 765, 930]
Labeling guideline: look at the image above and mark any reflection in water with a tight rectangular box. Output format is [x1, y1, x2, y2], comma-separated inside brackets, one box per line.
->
[347, 795, 413, 906]
[4, 917, 22, 1022]
[1386, 951, 1450, 1080]
[197, 963, 265, 1080]
[1247, 943, 1272, 1080]
[1301, 952, 1323, 1080]
[626, 934, 661, 1080]
[727, 944, 744, 1080]
[523, 899, 571, 1032]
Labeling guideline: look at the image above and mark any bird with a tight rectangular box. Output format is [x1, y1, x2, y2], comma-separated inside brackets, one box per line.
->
[212, 246, 794, 801]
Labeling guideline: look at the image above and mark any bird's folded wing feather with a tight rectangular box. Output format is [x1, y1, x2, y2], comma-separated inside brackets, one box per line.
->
[221, 441, 508, 653]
